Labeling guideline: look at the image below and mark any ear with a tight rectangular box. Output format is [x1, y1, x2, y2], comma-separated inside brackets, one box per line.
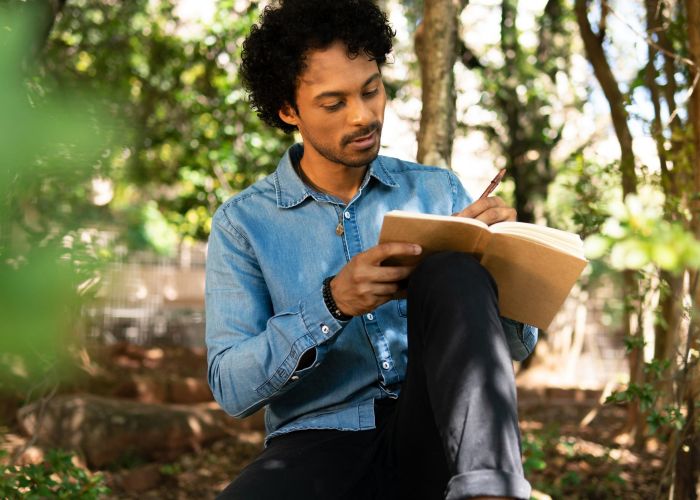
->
[278, 103, 299, 128]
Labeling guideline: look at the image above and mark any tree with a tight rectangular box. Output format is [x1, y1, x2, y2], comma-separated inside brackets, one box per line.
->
[574, 0, 644, 447]
[41, 0, 292, 250]
[676, 0, 700, 495]
[574, 0, 700, 494]
[415, 0, 467, 168]
[480, 0, 574, 225]
[414, 0, 575, 229]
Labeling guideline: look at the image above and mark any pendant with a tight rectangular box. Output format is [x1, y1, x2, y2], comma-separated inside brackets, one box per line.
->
[336, 222, 344, 236]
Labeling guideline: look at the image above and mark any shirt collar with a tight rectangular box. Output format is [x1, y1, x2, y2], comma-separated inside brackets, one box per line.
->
[274, 143, 399, 209]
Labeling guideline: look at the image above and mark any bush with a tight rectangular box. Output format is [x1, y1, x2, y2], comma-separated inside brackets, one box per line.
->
[0, 450, 110, 499]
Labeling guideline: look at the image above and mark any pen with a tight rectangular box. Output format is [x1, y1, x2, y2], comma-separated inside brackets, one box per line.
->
[478, 168, 506, 200]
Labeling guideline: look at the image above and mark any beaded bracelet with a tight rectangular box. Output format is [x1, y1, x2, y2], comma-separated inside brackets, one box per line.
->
[322, 275, 353, 321]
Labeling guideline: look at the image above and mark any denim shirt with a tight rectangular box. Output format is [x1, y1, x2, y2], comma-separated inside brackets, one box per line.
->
[205, 144, 538, 443]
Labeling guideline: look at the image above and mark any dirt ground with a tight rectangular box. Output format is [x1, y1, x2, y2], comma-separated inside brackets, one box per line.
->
[88, 389, 664, 499]
[1, 345, 666, 499]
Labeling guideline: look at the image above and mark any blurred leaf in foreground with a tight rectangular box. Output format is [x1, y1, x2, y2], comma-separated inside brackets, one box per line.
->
[0, 4, 115, 386]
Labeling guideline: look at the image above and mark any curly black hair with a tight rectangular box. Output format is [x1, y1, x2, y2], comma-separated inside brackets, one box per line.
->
[240, 0, 395, 133]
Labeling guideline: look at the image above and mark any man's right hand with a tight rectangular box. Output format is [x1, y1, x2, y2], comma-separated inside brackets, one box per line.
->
[330, 243, 422, 317]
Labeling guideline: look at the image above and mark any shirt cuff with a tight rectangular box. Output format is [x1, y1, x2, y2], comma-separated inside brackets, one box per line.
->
[500, 317, 538, 362]
[301, 284, 351, 346]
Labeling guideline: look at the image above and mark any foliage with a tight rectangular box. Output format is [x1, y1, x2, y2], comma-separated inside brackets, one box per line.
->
[159, 462, 183, 476]
[0, 4, 115, 385]
[569, 4, 700, 496]
[547, 152, 617, 240]
[585, 192, 700, 273]
[467, 0, 579, 224]
[521, 427, 629, 498]
[521, 431, 547, 474]
[42, 0, 293, 250]
[606, 361, 690, 441]
[0, 450, 110, 499]
[582, 187, 700, 455]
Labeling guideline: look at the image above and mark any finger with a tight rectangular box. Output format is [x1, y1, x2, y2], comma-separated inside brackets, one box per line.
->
[365, 242, 422, 264]
[473, 206, 517, 225]
[473, 206, 513, 225]
[454, 196, 506, 219]
[488, 196, 507, 208]
[364, 283, 401, 297]
[370, 265, 415, 283]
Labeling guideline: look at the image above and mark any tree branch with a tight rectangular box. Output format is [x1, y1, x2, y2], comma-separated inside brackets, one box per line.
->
[574, 0, 637, 196]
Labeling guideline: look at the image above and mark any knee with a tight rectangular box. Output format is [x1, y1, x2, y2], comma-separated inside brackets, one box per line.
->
[409, 251, 496, 298]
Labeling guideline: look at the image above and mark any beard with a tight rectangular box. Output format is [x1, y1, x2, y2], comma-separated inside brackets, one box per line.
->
[305, 121, 383, 169]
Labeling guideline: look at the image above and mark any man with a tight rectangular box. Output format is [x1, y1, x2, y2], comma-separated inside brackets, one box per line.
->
[206, 1, 538, 498]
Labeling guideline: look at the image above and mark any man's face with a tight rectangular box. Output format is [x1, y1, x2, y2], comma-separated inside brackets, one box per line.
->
[279, 41, 387, 170]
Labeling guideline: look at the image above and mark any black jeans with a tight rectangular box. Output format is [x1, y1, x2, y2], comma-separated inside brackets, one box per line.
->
[217, 252, 531, 500]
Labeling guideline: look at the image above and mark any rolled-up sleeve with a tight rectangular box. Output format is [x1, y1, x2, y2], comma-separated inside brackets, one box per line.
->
[205, 212, 347, 418]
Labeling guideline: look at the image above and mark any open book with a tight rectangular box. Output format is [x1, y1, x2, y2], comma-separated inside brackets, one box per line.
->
[378, 210, 587, 330]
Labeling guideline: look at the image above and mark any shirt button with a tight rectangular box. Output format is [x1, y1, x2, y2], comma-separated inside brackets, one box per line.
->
[290, 375, 300, 381]
[344, 211, 351, 219]
[382, 361, 391, 370]
[321, 324, 330, 334]
[366, 313, 374, 321]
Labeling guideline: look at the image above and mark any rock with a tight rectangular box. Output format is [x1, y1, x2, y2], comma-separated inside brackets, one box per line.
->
[113, 374, 168, 404]
[112, 463, 163, 493]
[167, 376, 213, 404]
[17, 394, 234, 468]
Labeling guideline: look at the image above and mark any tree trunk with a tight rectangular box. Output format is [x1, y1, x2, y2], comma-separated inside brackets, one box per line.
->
[575, 0, 643, 447]
[574, 0, 636, 196]
[415, 0, 465, 168]
[688, 0, 700, 236]
[674, 1, 700, 496]
[23, 0, 68, 57]
[500, 0, 531, 223]
[645, 0, 684, 375]
[498, 0, 561, 225]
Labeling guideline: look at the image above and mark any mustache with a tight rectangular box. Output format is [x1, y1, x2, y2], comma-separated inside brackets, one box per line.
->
[341, 122, 381, 146]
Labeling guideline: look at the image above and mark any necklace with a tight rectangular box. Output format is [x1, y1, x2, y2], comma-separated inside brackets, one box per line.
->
[332, 206, 345, 236]
[294, 160, 345, 236]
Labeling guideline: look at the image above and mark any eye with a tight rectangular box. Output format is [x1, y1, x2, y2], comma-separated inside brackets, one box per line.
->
[363, 88, 379, 97]
[322, 102, 344, 112]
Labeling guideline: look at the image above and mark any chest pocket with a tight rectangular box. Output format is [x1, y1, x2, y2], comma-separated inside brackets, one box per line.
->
[397, 298, 408, 317]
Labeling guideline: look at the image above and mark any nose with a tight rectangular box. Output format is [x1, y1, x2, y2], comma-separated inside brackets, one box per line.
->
[347, 98, 373, 127]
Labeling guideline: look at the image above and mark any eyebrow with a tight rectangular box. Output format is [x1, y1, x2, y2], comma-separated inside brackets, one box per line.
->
[312, 73, 382, 102]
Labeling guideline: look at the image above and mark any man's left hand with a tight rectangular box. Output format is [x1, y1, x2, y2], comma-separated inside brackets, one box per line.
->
[453, 196, 516, 225]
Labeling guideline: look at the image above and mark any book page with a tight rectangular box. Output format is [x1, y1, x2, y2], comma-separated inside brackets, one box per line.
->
[382, 211, 489, 230]
[489, 221, 584, 258]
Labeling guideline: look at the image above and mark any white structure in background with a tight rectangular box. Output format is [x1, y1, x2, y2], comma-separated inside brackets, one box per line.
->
[85, 243, 207, 347]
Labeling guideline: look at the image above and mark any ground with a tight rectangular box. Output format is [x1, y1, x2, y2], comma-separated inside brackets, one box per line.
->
[97, 392, 664, 499]
[1, 345, 666, 499]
